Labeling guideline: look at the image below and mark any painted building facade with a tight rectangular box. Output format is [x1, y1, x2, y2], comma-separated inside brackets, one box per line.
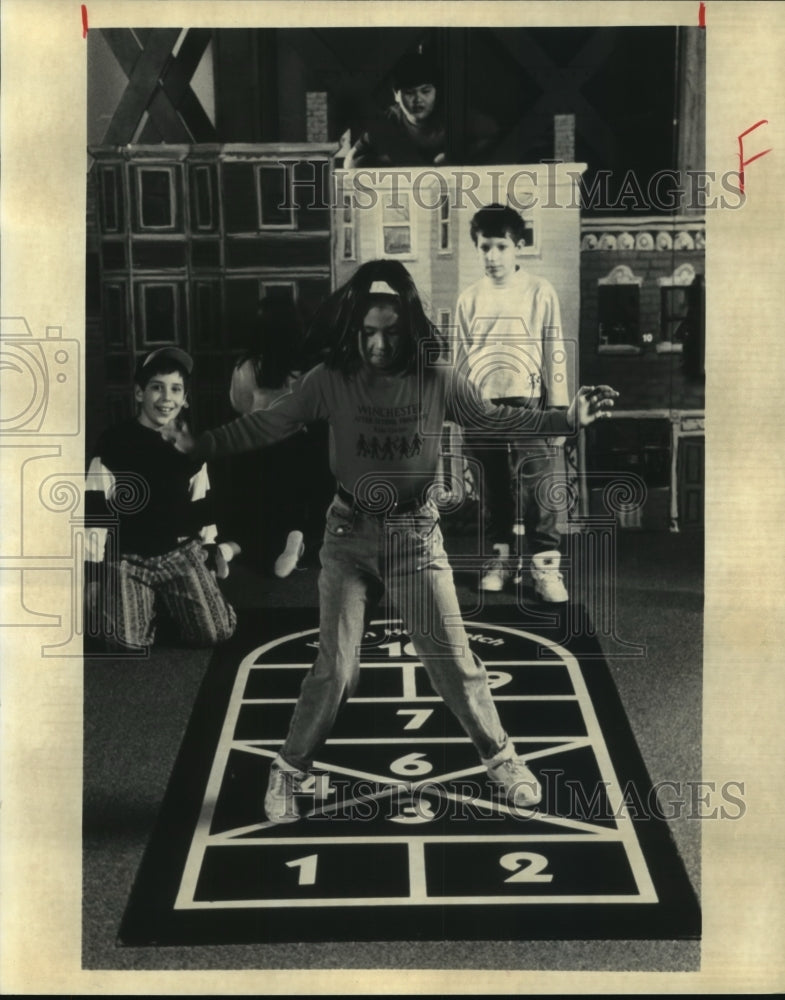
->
[86, 24, 705, 532]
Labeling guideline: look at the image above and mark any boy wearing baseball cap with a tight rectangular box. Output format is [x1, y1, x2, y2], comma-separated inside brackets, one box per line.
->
[84, 347, 238, 651]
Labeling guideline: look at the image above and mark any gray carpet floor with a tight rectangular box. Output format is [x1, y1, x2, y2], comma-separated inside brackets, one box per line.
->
[83, 528, 702, 971]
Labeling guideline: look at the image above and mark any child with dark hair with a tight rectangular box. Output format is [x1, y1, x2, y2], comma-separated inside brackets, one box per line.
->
[468, 202, 529, 246]
[227, 297, 329, 577]
[456, 203, 571, 601]
[344, 50, 497, 167]
[84, 347, 238, 651]
[163, 260, 617, 823]
[230, 298, 304, 414]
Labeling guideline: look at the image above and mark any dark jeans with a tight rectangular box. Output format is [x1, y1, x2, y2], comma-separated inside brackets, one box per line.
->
[468, 422, 561, 556]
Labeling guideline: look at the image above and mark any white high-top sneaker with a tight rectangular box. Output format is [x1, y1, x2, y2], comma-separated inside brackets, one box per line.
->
[214, 541, 241, 580]
[480, 542, 512, 592]
[531, 550, 568, 602]
[264, 754, 334, 824]
[482, 740, 542, 808]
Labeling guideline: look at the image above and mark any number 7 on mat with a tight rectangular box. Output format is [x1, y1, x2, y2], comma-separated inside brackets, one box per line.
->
[396, 708, 434, 730]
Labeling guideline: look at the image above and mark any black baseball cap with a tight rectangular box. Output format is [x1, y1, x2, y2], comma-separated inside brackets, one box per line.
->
[138, 346, 194, 375]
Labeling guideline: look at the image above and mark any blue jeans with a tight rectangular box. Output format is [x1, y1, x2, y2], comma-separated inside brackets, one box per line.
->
[281, 494, 509, 771]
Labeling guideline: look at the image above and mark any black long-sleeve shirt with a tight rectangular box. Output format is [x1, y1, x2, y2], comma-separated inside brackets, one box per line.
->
[85, 419, 216, 560]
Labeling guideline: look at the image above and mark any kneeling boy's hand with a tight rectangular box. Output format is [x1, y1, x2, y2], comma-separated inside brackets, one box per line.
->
[161, 421, 197, 454]
[568, 386, 618, 429]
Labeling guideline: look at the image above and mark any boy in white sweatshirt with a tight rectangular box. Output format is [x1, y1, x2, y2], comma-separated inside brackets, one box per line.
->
[455, 203, 570, 601]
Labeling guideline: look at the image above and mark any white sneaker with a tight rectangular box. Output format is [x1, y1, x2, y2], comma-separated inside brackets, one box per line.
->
[531, 550, 568, 603]
[264, 756, 333, 824]
[480, 543, 511, 592]
[482, 741, 542, 808]
[215, 541, 241, 580]
[274, 530, 305, 578]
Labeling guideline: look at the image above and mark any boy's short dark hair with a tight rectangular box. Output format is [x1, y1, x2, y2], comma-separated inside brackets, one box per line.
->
[134, 346, 193, 391]
[469, 203, 528, 245]
[391, 51, 439, 91]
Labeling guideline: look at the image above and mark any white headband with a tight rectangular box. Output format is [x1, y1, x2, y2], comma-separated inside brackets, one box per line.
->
[369, 280, 399, 296]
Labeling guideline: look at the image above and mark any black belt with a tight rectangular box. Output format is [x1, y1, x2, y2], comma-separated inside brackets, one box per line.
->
[337, 484, 424, 515]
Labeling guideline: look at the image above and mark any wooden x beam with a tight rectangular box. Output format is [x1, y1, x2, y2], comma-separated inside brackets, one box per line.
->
[494, 28, 622, 163]
[102, 28, 217, 145]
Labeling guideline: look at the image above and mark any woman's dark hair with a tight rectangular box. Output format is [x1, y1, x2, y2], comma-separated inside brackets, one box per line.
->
[391, 51, 440, 91]
[303, 260, 439, 377]
[235, 296, 304, 389]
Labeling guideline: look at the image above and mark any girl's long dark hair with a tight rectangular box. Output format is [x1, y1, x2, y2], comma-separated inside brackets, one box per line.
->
[303, 260, 440, 376]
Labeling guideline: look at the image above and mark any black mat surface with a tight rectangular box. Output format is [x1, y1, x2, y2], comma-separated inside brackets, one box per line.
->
[118, 605, 700, 946]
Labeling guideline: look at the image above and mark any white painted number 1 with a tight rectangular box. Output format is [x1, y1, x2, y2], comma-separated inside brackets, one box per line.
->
[286, 854, 318, 886]
[396, 708, 434, 730]
[500, 852, 553, 883]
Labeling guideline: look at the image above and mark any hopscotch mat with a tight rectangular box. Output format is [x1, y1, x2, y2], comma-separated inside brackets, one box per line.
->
[118, 606, 700, 945]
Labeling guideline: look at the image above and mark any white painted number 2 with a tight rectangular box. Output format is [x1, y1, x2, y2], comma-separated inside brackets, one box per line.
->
[396, 708, 434, 730]
[500, 852, 553, 883]
[286, 854, 318, 886]
[390, 752, 433, 776]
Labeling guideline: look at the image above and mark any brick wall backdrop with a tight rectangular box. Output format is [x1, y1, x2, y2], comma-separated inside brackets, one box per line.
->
[579, 244, 705, 412]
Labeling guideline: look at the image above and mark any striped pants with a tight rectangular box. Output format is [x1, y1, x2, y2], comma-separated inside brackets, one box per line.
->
[104, 539, 237, 650]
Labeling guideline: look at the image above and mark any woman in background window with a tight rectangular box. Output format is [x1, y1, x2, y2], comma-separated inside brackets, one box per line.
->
[344, 50, 498, 168]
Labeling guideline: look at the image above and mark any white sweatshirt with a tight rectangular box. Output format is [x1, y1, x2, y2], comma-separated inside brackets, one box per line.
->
[455, 269, 570, 407]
